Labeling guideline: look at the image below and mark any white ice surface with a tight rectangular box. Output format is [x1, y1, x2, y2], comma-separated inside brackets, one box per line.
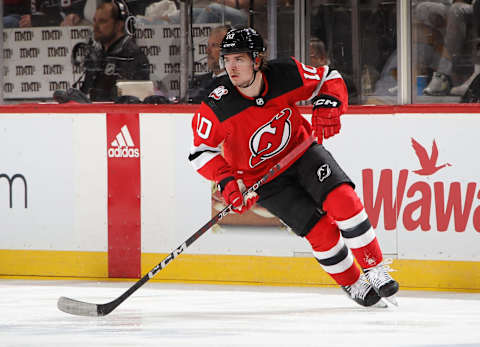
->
[1, 279, 480, 347]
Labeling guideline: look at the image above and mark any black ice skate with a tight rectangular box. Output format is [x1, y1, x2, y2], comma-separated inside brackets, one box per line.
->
[364, 262, 399, 299]
[342, 273, 382, 307]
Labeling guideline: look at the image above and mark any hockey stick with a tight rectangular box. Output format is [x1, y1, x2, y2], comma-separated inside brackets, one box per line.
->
[57, 135, 314, 317]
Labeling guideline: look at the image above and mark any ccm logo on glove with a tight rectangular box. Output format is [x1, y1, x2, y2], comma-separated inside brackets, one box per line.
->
[311, 94, 342, 144]
[312, 94, 341, 108]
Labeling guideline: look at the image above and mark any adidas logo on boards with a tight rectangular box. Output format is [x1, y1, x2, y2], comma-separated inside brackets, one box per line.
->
[108, 125, 140, 158]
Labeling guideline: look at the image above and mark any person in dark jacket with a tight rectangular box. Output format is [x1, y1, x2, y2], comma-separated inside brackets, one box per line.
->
[79, 0, 150, 101]
[187, 25, 231, 103]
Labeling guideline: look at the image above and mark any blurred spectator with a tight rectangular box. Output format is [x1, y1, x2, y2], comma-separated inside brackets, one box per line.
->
[421, 0, 477, 96]
[372, 0, 447, 96]
[124, 0, 156, 16]
[135, 0, 177, 24]
[137, 0, 247, 26]
[309, 37, 329, 67]
[372, 48, 398, 96]
[311, 2, 356, 88]
[78, 1, 150, 101]
[412, 0, 448, 86]
[187, 24, 230, 103]
[3, 0, 29, 28]
[453, 0, 480, 96]
[374, 0, 477, 98]
[311, 1, 394, 104]
[308, 36, 358, 103]
[18, 0, 89, 27]
[194, 0, 248, 26]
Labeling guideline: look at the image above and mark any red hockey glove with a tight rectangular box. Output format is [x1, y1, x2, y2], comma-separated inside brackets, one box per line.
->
[218, 177, 259, 214]
[312, 94, 342, 144]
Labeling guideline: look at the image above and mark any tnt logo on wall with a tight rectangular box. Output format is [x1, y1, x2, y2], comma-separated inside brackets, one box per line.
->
[108, 124, 140, 158]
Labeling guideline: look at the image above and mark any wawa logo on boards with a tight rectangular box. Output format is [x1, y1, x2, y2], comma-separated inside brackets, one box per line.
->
[363, 138, 480, 233]
[108, 125, 140, 158]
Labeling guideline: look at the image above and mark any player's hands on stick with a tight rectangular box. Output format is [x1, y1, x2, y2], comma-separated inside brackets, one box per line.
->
[312, 94, 342, 144]
[218, 177, 258, 214]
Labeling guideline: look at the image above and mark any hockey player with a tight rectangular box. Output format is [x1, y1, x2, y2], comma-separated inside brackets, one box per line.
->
[189, 27, 399, 307]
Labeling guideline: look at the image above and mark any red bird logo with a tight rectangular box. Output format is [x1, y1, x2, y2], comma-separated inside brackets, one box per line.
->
[411, 138, 451, 176]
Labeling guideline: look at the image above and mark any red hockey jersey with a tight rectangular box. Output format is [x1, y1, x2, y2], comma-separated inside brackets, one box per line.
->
[189, 57, 348, 187]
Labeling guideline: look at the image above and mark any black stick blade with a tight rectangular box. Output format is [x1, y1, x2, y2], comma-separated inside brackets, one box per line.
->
[57, 296, 102, 317]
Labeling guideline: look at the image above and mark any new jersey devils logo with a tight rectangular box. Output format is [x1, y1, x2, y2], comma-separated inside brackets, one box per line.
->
[249, 108, 292, 168]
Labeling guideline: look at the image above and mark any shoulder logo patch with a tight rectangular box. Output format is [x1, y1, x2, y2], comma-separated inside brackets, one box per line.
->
[209, 86, 229, 100]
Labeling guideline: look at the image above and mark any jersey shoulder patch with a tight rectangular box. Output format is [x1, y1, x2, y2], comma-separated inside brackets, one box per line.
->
[204, 78, 252, 123]
[208, 85, 230, 101]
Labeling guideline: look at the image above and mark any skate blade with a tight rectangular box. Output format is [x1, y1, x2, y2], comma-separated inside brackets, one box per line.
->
[372, 300, 388, 308]
[383, 295, 398, 307]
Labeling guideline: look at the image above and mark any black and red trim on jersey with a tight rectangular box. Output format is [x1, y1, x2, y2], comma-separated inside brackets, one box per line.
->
[204, 58, 304, 122]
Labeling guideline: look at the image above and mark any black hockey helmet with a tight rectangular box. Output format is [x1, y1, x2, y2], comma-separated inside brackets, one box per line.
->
[220, 27, 266, 59]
